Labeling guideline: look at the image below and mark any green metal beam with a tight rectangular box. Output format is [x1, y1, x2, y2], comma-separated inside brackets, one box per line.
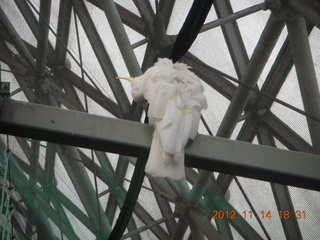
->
[78, 152, 169, 239]
[1, 98, 320, 191]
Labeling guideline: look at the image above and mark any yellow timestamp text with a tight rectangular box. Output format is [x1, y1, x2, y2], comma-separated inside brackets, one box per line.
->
[211, 210, 306, 220]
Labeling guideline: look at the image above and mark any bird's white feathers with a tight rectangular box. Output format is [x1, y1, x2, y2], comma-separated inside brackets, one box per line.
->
[131, 58, 207, 180]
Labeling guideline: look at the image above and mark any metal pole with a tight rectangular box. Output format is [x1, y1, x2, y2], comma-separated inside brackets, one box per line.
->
[287, 15, 320, 153]
[37, 0, 52, 74]
[201, 3, 266, 33]
[72, 0, 131, 114]
[0, 6, 36, 71]
[217, 13, 284, 138]
[101, 0, 142, 77]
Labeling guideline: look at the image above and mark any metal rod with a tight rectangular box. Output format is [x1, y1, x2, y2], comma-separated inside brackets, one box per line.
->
[212, 0, 250, 78]
[37, 0, 52, 74]
[257, 126, 303, 239]
[120, 216, 174, 239]
[287, 15, 320, 153]
[260, 112, 314, 153]
[54, 0, 72, 65]
[132, 38, 148, 49]
[101, 0, 142, 77]
[72, 0, 131, 114]
[217, 13, 284, 138]
[201, 3, 266, 33]
[0, 6, 36, 71]
[234, 177, 271, 240]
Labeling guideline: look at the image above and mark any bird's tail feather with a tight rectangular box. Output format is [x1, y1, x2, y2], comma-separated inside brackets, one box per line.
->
[146, 131, 185, 180]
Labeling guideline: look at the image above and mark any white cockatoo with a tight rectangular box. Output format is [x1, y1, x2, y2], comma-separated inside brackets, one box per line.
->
[119, 58, 207, 180]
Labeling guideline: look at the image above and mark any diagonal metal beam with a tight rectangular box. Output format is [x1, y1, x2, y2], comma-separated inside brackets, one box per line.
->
[215, 23, 314, 193]
[258, 23, 313, 108]
[287, 15, 320, 153]
[0, 39, 28, 75]
[149, 180, 176, 236]
[178, 16, 286, 236]
[42, 142, 80, 239]
[212, 0, 249, 77]
[54, 0, 72, 65]
[72, 0, 130, 114]
[7, 155, 80, 240]
[1, 50, 112, 238]
[37, 0, 52, 74]
[217, 13, 284, 138]
[3, 144, 97, 235]
[7, 161, 56, 239]
[101, 0, 142, 77]
[13, 0, 38, 39]
[1, 98, 320, 191]
[260, 111, 314, 153]
[13, 138, 80, 239]
[29, 140, 40, 186]
[95, 156, 141, 240]
[18, 148, 97, 235]
[58, 145, 111, 238]
[257, 125, 303, 239]
[0, 35, 107, 238]
[100, 0, 144, 120]
[0, 6, 36, 71]
[132, 0, 154, 32]
[188, 209, 222, 240]
[188, 220, 205, 240]
[159, 0, 176, 29]
[56, 67, 122, 117]
[91, 151, 141, 239]
[182, 52, 236, 100]
[186, 168, 265, 239]
[86, 0, 146, 35]
[105, 156, 128, 224]
[201, 3, 266, 33]
[0, 32, 123, 117]
[14, 0, 54, 57]
[210, 13, 285, 195]
[79, 152, 169, 239]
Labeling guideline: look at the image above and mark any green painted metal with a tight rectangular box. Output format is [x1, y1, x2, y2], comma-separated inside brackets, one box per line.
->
[0, 148, 14, 240]
[0, 147, 79, 240]
[1, 98, 320, 191]
[107, 156, 147, 240]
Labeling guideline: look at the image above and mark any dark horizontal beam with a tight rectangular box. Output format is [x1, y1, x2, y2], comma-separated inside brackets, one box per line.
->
[1, 98, 320, 191]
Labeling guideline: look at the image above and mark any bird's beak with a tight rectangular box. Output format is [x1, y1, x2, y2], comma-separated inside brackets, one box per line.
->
[117, 76, 134, 82]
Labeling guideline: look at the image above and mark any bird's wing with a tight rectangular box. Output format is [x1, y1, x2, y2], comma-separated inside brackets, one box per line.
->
[147, 82, 176, 122]
[156, 99, 183, 155]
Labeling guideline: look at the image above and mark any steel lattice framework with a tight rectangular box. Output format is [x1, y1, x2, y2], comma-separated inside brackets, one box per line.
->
[0, 0, 320, 239]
